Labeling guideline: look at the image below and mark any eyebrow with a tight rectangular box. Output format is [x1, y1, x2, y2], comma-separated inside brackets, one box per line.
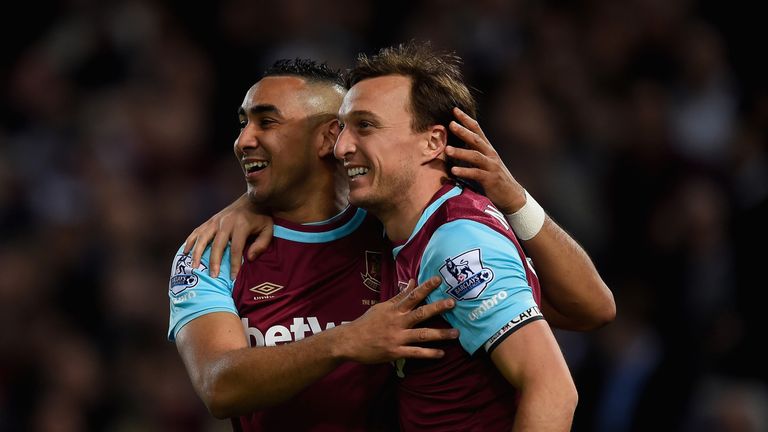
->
[238, 104, 282, 117]
[340, 110, 381, 122]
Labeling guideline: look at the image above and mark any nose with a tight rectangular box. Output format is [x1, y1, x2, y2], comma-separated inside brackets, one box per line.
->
[234, 124, 259, 157]
[333, 126, 355, 161]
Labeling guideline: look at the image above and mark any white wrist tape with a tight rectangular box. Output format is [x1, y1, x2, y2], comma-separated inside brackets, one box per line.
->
[505, 190, 546, 241]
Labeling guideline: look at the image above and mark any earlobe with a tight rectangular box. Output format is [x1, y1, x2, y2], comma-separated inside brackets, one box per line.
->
[319, 120, 342, 158]
[424, 125, 448, 162]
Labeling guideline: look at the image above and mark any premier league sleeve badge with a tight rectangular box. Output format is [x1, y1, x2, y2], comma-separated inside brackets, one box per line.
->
[439, 248, 495, 301]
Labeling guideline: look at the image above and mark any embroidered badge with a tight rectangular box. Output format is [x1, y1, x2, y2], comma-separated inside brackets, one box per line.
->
[361, 250, 382, 292]
[169, 254, 208, 296]
[439, 248, 495, 300]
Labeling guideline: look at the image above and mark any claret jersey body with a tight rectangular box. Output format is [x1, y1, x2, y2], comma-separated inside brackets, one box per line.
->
[385, 183, 543, 431]
[168, 206, 395, 431]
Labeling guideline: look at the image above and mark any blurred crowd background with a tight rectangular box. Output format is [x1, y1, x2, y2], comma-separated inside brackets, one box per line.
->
[1, 0, 766, 431]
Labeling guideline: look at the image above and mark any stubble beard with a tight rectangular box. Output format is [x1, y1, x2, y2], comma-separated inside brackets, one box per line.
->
[352, 165, 414, 217]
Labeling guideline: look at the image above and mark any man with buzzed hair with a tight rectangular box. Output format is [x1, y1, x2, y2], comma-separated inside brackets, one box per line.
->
[169, 59, 460, 431]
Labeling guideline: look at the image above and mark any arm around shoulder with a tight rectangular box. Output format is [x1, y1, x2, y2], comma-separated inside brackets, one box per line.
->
[524, 216, 616, 331]
[173, 278, 459, 418]
[175, 312, 343, 418]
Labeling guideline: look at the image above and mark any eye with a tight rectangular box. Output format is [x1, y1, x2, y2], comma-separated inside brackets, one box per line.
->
[358, 120, 373, 129]
[259, 118, 278, 128]
[238, 117, 247, 129]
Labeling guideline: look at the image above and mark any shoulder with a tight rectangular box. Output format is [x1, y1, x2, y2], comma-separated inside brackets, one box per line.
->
[438, 189, 513, 237]
[427, 219, 514, 256]
[169, 243, 233, 295]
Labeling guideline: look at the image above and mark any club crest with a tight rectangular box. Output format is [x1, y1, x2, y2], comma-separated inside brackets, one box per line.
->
[439, 248, 494, 300]
[361, 251, 382, 292]
[397, 281, 410, 292]
[169, 253, 208, 296]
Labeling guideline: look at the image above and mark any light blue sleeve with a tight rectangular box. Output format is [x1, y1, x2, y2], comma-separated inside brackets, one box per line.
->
[418, 219, 542, 354]
[167, 243, 238, 341]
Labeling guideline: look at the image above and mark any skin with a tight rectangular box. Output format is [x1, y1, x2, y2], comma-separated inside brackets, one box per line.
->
[338, 76, 450, 243]
[447, 107, 615, 330]
[185, 110, 615, 331]
[334, 74, 578, 431]
[234, 76, 343, 223]
[174, 76, 459, 419]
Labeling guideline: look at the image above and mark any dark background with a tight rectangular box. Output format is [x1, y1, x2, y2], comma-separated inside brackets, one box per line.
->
[1, 1, 766, 430]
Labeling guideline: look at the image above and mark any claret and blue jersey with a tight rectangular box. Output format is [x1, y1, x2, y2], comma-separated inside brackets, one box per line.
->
[167, 184, 545, 430]
[386, 182, 543, 430]
[168, 206, 395, 431]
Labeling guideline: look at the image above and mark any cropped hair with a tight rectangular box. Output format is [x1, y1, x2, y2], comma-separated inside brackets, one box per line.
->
[263, 58, 345, 88]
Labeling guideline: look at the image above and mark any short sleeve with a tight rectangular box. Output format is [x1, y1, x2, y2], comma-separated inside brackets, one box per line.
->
[167, 243, 238, 341]
[418, 219, 543, 354]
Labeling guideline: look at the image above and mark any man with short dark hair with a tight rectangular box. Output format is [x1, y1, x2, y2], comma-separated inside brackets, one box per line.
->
[333, 41, 579, 430]
[169, 59, 459, 430]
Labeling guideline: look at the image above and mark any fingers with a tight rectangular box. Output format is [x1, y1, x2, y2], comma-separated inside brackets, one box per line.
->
[449, 165, 485, 182]
[208, 228, 231, 278]
[445, 145, 489, 169]
[451, 106, 490, 143]
[393, 346, 446, 360]
[247, 223, 274, 261]
[183, 233, 196, 254]
[395, 277, 442, 312]
[388, 279, 417, 305]
[182, 233, 199, 267]
[228, 220, 251, 279]
[404, 327, 459, 344]
[229, 240, 244, 282]
[449, 121, 490, 155]
[405, 298, 456, 328]
[191, 230, 215, 269]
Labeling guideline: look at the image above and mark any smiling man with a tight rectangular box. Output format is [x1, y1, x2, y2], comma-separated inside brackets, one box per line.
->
[169, 60, 461, 431]
[334, 42, 577, 430]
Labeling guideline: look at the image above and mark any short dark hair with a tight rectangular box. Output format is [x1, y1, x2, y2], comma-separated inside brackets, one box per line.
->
[347, 41, 481, 190]
[263, 58, 345, 87]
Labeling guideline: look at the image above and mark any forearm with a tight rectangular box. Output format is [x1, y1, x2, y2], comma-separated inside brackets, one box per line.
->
[177, 314, 351, 418]
[523, 217, 615, 330]
[200, 329, 344, 417]
[179, 279, 456, 419]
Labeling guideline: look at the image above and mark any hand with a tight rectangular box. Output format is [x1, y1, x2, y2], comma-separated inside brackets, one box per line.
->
[183, 193, 274, 279]
[446, 107, 527, 214]
[335, 277, 459, 363]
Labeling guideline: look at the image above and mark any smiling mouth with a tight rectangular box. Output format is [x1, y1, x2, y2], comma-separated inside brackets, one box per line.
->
[244, 160, 270, 174]
[347, 167, 369, 179]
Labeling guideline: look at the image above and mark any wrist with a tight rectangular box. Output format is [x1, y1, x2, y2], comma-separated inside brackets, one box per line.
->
[325, 323, 352, 362]
[501, 188, 528, 214]
[505, 190, 546, 241]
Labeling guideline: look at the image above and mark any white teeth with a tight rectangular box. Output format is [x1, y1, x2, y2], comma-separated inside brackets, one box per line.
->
[244, 161, 270, 171]
[347, 167, 369, 178]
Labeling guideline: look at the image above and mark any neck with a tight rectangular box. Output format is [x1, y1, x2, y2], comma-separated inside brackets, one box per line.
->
[272, 173, 348, 224]
[376, 173, 449, 243]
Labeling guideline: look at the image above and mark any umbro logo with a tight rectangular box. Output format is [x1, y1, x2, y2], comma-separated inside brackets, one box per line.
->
[250, 282, 284, 296]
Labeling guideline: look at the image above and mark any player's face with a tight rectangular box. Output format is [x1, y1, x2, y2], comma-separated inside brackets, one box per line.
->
[334, 75, 424, 211]
[234, 76, 321, 209]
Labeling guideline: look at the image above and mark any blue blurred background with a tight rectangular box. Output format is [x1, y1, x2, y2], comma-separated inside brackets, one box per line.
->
[1, 1, 766, 431]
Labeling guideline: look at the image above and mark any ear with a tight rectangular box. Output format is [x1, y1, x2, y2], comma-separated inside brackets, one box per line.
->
[318, 119, 342, 158]
[422, 124, 448, 163]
